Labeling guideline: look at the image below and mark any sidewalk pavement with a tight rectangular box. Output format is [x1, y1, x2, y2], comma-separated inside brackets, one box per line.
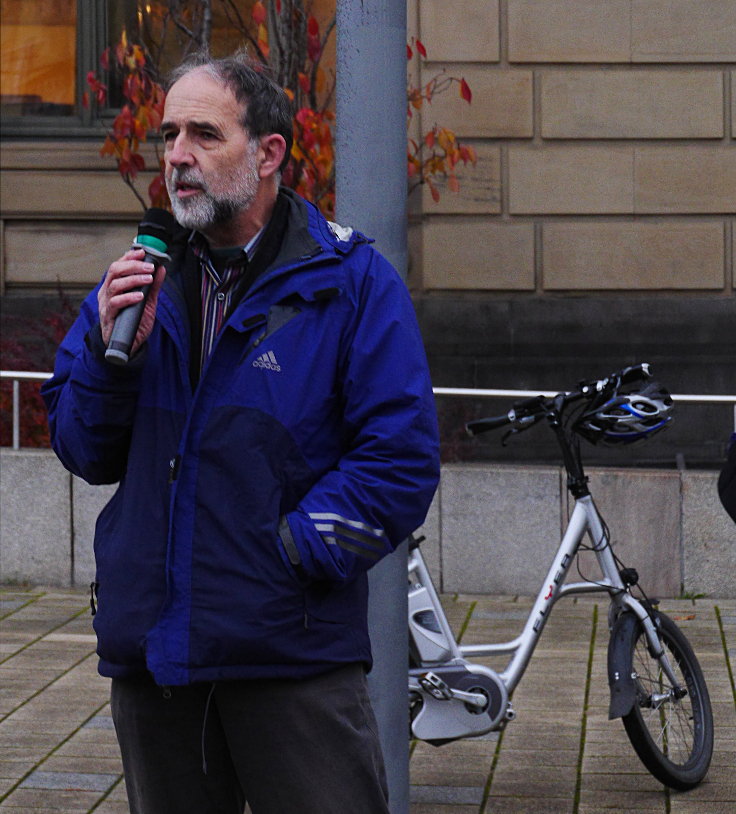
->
[1, 588, 734, 813]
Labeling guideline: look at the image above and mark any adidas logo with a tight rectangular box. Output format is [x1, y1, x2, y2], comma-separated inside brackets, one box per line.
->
[252, 350, 281, 372]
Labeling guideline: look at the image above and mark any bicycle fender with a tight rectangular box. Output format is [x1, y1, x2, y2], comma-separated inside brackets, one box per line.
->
[607, 611, 639, 719]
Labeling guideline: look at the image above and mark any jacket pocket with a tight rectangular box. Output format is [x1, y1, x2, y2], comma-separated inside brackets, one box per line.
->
[278, 516, 356, 629]
[277, 515, 309, 586]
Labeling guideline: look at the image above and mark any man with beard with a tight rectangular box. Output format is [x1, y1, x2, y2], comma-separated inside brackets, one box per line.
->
[42, 50, 440, 814]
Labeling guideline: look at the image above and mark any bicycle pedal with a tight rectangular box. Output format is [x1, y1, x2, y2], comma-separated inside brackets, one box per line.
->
[419, 672, 453, 700]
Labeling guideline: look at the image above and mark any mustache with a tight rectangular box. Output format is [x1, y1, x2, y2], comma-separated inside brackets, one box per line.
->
[169, 168, 207, 189]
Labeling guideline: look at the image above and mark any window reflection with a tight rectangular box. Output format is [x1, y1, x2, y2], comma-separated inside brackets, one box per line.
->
[0, 0, 77, 116]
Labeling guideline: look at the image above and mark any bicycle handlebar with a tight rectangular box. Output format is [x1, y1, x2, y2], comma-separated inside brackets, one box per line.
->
[466, 363, 653, 437]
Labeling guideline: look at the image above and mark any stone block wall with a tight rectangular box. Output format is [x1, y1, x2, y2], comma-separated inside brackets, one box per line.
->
[414, 462, 735, 599]
[3, 450, 732, 598]
[409, 0, 736, 293]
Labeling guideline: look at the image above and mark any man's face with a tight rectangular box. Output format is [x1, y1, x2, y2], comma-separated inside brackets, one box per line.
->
[161, 69, 261, 236]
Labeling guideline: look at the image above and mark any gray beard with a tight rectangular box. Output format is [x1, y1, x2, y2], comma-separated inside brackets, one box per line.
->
[167, 152, 260, 232]
[169, 187, 218, 230]
[169, 179, 257, 232]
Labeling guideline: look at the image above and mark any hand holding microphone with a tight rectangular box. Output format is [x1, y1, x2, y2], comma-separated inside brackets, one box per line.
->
[103, 208, 176, 366]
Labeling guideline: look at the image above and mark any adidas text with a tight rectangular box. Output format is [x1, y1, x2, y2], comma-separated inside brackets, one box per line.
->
[253, 351, 281, 372]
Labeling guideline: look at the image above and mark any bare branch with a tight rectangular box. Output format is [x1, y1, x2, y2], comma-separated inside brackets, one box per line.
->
[201, 0, 212, 46]
[218, 0, 248, 38]
[309, 15, 335, 109]
[121, 173, 148, 210]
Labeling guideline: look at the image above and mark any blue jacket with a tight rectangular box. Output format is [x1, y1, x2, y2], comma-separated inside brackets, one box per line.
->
[42, 191, 440, 686]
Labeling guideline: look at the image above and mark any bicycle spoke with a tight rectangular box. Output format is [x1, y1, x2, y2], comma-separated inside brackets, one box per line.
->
[632, 637, 697, 765]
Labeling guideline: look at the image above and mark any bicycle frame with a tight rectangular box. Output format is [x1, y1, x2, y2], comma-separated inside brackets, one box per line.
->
[409, 482, 681, 740]
[410, 367, 712, 789]
[408, 494, 681, 737]
[459, 495, 672, 692]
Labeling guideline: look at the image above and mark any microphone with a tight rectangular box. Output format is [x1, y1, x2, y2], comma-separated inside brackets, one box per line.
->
[105, 208, 175, 365]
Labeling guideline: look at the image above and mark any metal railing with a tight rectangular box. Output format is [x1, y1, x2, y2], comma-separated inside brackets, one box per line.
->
[2, 369, 735, 451]
[1, 370, 53, 450]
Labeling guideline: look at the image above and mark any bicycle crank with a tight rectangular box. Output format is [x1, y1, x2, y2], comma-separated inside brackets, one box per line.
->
[409, 662, 510, 745]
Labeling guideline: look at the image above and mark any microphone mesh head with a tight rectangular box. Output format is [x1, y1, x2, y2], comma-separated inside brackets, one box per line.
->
[138, 208, 176, 247]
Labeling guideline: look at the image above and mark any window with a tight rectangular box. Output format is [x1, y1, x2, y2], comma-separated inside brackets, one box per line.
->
[0, 1, 259, 137]
[0, 0, 105, 136]
[0, 1, 175, 135]
[1, 0, 77, 117]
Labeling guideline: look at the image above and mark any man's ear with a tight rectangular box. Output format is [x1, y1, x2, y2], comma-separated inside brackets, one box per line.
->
[258, 134, 288, 179]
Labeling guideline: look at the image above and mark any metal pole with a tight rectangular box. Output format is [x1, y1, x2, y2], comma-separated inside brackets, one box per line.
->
[335, 2, 408, 812]
[12, 379, 20, 450]
[335, 0, 408, 274]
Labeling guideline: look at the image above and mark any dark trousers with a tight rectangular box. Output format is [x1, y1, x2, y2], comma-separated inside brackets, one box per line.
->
[718, 439, 736, 522]
[110, 664, 390, 814]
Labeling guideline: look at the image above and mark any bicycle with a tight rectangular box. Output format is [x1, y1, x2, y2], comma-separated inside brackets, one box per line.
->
[408, 363, 714, 791]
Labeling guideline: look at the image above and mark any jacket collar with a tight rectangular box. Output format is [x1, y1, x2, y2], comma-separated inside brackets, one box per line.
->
[158, 190, 369, 342]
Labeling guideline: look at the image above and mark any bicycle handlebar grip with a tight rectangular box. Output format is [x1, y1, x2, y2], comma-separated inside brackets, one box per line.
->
[466, 414, 512, 435]
[582, 362, 653, 396]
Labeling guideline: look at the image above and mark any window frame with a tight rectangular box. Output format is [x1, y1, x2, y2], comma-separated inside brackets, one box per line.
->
[0, 0, 112, 139]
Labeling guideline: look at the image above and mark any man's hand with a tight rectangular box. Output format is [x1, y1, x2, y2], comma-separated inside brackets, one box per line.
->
[98, 248, 167, 357]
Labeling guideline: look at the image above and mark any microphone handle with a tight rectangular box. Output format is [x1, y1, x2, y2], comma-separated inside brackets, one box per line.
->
[105, 246, 169, 366]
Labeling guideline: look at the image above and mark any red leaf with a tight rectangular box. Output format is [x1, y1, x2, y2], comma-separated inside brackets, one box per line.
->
[100, 136, 116, 157]
[307, 16, 319, 37]
[148, 173, 169, 210]
[460, 78, 472, 103]
[252, 1, 266, 25]
[416, 39, 427, 58]
[406, 43, 413, 60]
[307, 36, 321, 63]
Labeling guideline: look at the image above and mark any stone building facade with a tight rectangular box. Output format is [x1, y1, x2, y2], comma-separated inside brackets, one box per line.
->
[407, 0, 735, 466]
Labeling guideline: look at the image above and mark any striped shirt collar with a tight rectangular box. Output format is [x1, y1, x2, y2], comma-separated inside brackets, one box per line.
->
[188, 227, 266, 273]
[189, 227, 265, 372]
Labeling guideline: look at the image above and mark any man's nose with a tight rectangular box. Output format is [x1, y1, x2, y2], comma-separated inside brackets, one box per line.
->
[167, 135, 194, 166]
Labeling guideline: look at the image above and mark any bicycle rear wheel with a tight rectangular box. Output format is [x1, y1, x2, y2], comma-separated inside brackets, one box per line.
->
[622, 612, 713, 790]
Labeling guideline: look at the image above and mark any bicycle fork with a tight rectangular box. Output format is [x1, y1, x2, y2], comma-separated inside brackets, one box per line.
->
[567, 498, 685, 718]
[607, 595, 686, 718]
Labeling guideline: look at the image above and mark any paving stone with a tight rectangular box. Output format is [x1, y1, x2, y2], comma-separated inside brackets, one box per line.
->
[409, 806, 478, 814]
[41, 756, 121, 779]
[1, 786, 100, 811]
[488, 802, 575, 814]
[410, 785, 484, 805]
[83, 715, 115, 730]
[577, 804, 663, 813]
[20, 770, 118, 793]
[90, 802, 130, 814]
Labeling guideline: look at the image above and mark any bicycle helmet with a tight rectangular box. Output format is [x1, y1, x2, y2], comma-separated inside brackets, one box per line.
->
[575, 381, 674, 445]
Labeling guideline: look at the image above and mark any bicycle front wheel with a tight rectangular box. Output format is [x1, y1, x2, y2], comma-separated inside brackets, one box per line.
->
[622, 611, 713, 790]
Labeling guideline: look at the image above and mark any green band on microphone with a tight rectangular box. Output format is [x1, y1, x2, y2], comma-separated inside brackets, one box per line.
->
[136, 234, 168, 254]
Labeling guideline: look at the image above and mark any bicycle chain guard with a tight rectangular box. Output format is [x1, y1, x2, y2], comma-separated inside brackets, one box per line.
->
[409, 662, 509, 744]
